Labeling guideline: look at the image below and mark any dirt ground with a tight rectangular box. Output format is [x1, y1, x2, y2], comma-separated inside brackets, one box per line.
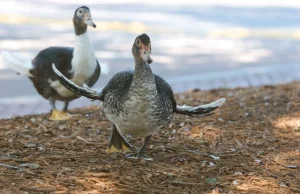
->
[0, 82, 300, 194]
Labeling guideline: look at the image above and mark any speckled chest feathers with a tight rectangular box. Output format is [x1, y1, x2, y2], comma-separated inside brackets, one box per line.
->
[103, 63, 173, 137]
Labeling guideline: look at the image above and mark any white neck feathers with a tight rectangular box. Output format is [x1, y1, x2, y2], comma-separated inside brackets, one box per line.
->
[71, 32, 97, 77]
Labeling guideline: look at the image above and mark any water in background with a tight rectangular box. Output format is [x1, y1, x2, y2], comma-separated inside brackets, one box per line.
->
[0, 0, 300, 118]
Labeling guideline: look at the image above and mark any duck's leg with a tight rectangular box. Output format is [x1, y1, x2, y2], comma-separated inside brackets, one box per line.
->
[106, 124, 133, 153]
[59, 101, 72, 119]
[49, 98, 71, 121]
[125, 135, 153, 161]
[62, 102, 69, 112]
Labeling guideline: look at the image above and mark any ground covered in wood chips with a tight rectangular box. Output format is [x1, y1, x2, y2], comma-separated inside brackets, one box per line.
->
[1, 82, 300, 194]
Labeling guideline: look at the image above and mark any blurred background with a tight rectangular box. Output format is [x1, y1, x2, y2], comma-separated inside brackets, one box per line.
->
[1, 0, 300, 118]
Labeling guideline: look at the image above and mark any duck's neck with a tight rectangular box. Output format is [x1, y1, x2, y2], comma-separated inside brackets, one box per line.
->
[71, 32, 97, 76]
[132, 60, 154, 84]
[73, 20, 87, 35]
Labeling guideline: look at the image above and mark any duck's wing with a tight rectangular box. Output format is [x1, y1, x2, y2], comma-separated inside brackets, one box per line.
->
[84, 60, 101, 87]
[154, 75, 177, 111]
[1, 47, 74, 79]
[1, 50, 34, 77]
[155, 74, 225, 117]
[52, 64, 102, 100]
[101, 70, 134, 99]
[175, 98, 226, 117]
[31, 47, 74, 79]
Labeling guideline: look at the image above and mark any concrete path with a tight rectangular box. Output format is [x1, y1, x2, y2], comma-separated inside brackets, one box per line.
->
[1, 1, 300, 118]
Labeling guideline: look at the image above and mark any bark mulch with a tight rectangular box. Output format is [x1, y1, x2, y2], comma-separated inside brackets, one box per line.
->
[0, 82, 300, 194]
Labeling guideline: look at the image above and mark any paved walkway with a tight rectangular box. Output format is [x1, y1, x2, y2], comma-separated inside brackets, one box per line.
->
[1, 1, 300, 118]
[1, 64, 299, 118]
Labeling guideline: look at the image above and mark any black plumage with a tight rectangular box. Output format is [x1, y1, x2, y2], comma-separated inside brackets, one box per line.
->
[30, 47, 100, 102]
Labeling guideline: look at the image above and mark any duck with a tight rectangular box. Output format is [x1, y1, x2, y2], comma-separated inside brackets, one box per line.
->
[1, 6, 104, 121]
[52, 33, 226, 160]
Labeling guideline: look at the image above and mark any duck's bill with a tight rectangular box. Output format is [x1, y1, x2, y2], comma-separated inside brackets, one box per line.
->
[141, 50, 153, 64]
[143, 56, 153, 64]
[84, 17, 96, 28]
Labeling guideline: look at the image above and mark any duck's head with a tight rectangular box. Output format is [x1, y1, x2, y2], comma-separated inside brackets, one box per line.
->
[132, 33, 153, 64]
[73, 6, 96, 35]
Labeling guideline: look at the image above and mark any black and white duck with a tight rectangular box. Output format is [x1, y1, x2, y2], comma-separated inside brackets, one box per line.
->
[1, 6, 104, 121]
[52, 33, 226, 160]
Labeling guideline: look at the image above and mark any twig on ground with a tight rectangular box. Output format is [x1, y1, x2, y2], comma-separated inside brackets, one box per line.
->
[187, 149, 220, 160]
[168, 181, 204, 186]
[274, 158, 300, 169]
[0, 163, 35, 174]
[0, 163, 20, 170]
[76, 135, 90, 143]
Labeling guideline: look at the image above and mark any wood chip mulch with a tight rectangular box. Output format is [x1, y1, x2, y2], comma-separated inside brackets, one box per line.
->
[1, 82, 300, 194]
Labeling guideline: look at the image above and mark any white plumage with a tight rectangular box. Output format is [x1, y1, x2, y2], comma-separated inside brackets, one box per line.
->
[71, 32, 97, 78]
[49, 32, 98, 97]
[1, 50, 33, 77]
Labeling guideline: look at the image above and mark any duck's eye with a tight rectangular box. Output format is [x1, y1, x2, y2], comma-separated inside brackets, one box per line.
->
[79, 9, 83, 14]
[136, 40, 140, 44]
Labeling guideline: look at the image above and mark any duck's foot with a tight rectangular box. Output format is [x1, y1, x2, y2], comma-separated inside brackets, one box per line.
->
[106, 144, 132, 154]
[125, 152, 153, 161]
[106, 124, 133, 153]
[125, 135, 153, 161]
[49, 109, 72, 121]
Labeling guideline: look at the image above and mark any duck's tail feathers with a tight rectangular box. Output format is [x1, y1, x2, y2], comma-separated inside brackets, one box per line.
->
[1, 50, 33, 77]
[100, 62, 109, 75]
[175, 98, 226, 117]
[52, 63, 102, 100]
